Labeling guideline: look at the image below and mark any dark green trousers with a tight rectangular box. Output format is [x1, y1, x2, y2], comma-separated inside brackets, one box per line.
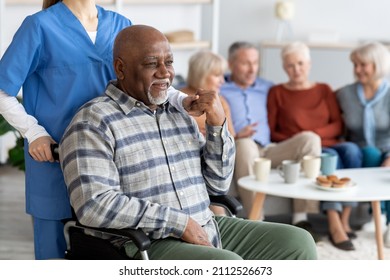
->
[125, 216, 317, 260]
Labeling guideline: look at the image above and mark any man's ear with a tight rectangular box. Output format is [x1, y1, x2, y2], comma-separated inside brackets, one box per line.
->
[114, 58, 125, 80]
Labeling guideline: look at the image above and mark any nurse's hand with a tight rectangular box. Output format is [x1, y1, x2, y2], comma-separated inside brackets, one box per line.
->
[29, 136, 57, 163]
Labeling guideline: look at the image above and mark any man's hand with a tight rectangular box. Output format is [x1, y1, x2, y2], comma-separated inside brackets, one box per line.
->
[29, 136, 57, 162]
[183, 94, 203, 117]
[181, 217, 213, 247]
[235, 123, 258, 139]
[195, 89, 225, 126]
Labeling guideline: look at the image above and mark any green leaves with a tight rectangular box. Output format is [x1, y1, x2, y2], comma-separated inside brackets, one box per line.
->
[0, 107, 25, 171]
[8, 137, 25, 171]
[0, 114, 15, 136]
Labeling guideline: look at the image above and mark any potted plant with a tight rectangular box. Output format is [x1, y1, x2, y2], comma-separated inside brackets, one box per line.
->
[0, 112, 25, 171]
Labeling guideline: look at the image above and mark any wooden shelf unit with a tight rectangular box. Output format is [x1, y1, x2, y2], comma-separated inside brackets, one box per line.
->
[0, 0, 219, 52]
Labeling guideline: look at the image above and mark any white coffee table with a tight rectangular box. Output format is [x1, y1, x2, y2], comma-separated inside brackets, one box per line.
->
[238, 167, 390, 260]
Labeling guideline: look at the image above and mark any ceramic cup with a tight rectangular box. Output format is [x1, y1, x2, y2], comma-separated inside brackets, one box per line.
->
[320, 153, 338, 175]
[302, 155, 321, 179]
[253, 157, 272, 182]
[277, 159, 300, 184]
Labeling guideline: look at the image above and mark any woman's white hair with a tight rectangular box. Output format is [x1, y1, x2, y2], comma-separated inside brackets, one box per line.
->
[350, 41, 390, 79]
[281, 41, 311, 61]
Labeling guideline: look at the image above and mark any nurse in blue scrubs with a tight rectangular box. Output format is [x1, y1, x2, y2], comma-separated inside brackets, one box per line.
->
[0, 0, 191, 259]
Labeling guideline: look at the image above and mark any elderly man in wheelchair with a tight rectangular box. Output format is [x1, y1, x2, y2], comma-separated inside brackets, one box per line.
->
[59, 24, 317, 260]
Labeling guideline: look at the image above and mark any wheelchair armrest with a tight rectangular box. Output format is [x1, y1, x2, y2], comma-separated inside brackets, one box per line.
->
[209, 194, 243, 216]
[73, 221, 151, 252]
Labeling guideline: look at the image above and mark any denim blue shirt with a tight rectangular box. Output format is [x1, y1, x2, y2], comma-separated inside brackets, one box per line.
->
[220, 75, 274, 146]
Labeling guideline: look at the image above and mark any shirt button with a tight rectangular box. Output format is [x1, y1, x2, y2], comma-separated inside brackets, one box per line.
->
[223, 154, 227, 159]
[171, 166, 175, 171]
[136, 102, 141, 106]
[180, 191, 184, 196]
[213, 132, 217, 137]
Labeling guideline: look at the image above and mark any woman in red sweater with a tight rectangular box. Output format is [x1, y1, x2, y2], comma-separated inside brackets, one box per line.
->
[267, 41, 362, 251]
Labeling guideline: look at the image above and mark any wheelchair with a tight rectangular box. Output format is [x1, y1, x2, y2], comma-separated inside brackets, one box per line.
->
[63, 195, 243, 260]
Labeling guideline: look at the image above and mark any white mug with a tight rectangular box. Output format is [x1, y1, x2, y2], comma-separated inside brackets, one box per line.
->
[302, 155, 321, 179]
[253, 157, 272, 182]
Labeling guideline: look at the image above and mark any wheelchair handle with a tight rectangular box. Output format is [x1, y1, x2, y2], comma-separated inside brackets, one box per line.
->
[51, 143, 59, 161]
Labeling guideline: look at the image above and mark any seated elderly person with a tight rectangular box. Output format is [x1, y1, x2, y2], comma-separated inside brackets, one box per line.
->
[267, 41, 362, 251]
[59, 24, 317, 260]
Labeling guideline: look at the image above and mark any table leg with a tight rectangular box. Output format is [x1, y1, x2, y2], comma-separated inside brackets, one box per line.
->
[248, 193, 266, 220]
[372, 201, 384, 260]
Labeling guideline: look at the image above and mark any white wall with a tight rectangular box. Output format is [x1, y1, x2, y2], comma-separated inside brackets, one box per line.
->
[2, 0, 390, 160]
[0, 3, 204, 76]
[216, 0, 390, 89]
[3, 0, 390, 75]
[217, 0, 390, 57]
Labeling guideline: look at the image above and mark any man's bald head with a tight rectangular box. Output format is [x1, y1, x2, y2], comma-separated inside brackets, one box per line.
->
[113, 25, 168, 61]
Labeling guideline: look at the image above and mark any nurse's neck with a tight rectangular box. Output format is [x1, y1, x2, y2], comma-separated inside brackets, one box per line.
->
[63, 0, 98, 32]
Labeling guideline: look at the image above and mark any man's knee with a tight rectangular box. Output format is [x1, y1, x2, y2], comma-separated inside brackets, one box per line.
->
[287, 226, 318, 259]
[235, 138, 259, 157]
[233, 138, 260, 179]
[295, 131, 321, 156]
[270, 223, 317, 260]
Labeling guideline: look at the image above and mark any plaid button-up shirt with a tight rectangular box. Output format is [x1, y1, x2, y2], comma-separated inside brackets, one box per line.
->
[60, 81, 235, 248]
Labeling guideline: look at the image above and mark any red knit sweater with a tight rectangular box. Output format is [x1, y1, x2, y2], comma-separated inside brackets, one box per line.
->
[267, 83, 343, 147]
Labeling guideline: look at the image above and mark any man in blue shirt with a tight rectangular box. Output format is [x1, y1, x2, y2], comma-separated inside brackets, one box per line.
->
[59, 25, 317, 259]
[220, 42, 322, 240]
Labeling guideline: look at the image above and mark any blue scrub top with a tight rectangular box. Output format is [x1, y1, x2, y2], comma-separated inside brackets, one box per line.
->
[0, 3, 131, 220]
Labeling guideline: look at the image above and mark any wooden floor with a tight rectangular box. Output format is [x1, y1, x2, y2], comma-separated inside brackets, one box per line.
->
[1, 164, 389, 260]
[0, 165, 34, 260]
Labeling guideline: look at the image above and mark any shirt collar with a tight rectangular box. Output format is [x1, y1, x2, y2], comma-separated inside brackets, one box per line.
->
[224, 74, 258, 88]
[105, 80, 170, 115]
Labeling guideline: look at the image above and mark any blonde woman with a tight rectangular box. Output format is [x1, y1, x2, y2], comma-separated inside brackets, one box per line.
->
[181, 51, 235, 137]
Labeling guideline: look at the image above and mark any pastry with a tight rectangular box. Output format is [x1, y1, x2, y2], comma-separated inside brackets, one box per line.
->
[332, 179, 346, 188]
[327, 175, 338, 182]
[339, 177, 351, 185]
[316, 176, 332, 187]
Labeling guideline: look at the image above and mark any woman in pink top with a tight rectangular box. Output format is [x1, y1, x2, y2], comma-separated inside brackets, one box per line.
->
[267, 41, 362, 251]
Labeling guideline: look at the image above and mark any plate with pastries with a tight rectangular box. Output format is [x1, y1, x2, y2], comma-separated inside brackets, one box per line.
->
[315, 175, 356, 192]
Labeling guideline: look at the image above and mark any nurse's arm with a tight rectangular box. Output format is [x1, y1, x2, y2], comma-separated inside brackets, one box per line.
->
[0, 90, 55, 162]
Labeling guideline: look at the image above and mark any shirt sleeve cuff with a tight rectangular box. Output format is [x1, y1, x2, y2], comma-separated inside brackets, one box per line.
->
[24, 125, 51, 144]
[205, 118, 228, 141]
[165, 207, 189, 238]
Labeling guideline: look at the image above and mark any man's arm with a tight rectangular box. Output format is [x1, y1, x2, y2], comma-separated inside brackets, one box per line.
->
[195, 89, 235, 195]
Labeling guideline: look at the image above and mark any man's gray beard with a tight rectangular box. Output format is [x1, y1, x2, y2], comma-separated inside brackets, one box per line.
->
[147, 90, 168, 105]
